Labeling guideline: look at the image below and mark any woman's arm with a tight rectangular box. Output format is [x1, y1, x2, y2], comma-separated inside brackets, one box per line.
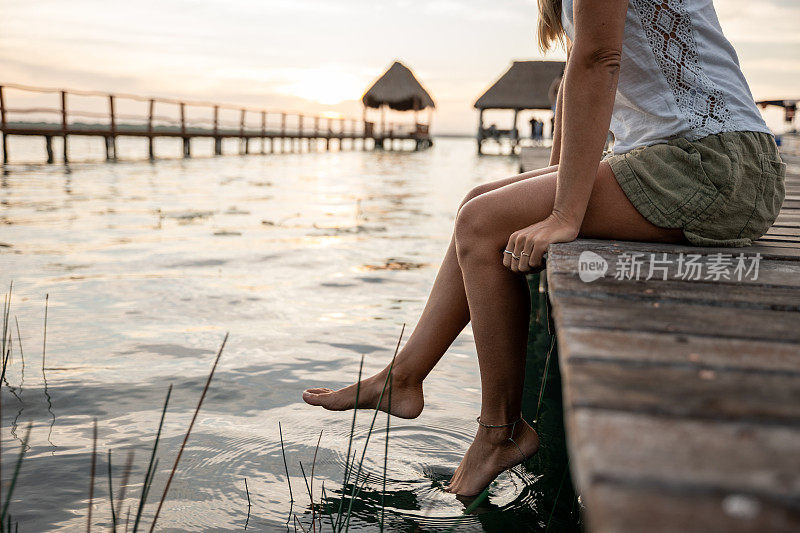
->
[505, 0, 628, 271]
[549, 46, 570, 166]
[554, 0, 626, 227]
[549, 75, 564, 166]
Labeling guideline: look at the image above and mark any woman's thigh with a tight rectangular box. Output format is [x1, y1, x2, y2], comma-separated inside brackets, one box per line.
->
[467, 164, 559, 199]
[459, 161, 685, 244]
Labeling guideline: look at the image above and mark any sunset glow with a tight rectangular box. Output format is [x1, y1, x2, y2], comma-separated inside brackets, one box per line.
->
[2, 0, 798, 133]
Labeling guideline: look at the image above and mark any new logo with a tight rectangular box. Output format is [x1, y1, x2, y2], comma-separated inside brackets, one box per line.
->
[578, 250, 608, 282]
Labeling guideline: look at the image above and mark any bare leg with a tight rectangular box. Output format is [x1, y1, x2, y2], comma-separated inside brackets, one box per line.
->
[303, 166, 559, 418]
[444, 163, 683, 495]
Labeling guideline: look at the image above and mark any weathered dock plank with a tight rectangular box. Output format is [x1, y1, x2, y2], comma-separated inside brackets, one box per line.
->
[535, 146, 800, 532]
[518, 145, 552, 172]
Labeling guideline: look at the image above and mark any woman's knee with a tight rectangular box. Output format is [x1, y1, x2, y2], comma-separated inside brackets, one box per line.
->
[454, 195, 504, 258]
[458, 183, 493, 211]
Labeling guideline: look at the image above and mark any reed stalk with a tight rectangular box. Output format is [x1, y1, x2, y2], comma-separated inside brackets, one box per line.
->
[243, 478, 251, 530]
[148, 332, 228, 532]
[107, 450, 117, 532]
[333, 355, 363, 531]
[321, 483, 335, 531]
[41, 294, 47, 371]
[310, 430, 322, 532]
[279, 422, 294, 502]
[380, 374, 392, 532]
[87, 418, 98, 532]
[1, 284, 12, 509]
[342, 325, 404, 532]
[132, 385, 172, 532]
[545, 458, 570, 532]
[0, 423, 31, 523]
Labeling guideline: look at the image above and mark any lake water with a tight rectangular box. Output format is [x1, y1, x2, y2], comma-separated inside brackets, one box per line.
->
[0, 137, 578, 531]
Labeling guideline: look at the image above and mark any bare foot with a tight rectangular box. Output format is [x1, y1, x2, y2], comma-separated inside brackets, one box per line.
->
[445, 418, 539, 496]
[302, 367, 424, 419]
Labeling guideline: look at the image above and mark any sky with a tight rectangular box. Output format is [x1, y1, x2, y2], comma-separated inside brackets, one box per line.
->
[2, 0, 799, 134]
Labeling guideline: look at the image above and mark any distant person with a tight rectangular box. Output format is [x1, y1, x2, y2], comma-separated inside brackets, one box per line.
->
[487, 123, 499, 141]
[529, 118, 543, 141]
[303, 0, 785, 497]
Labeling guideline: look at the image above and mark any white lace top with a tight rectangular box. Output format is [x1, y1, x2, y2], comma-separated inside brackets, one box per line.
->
[560, 0, 771, 154]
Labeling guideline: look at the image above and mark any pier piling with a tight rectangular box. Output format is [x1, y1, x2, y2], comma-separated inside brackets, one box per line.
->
[60, 90, 68, 164]
[0, 83, 432, 164]
[0, 85, 7, 164]
[148, 99, 155, 160]
[108, 94, 117, 161]
[45, 136, 54, 164]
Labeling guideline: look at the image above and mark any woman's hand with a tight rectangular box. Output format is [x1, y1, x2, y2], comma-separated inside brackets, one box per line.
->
[502, 211, 580, 273]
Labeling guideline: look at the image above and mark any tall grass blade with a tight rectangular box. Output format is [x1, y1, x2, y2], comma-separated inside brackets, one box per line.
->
[309, 430, 322, 533]
[148, 332, 228, 532]
[0, 423, 31, 522]
[41, 294, 56, 451]
[545, 458, 570, 532]
[293, 514, 308, 533]
[333, 355, 364, 532]
[87, 418, 98, 532]
[298, 461, 312, 505]
[380, 374, 392, 532]
[534, 336, 556, 425]
[243, 478, 251, 530]
[343, 325, 404, 532]
[142, 458, 159, 515]
[320, 483, 335, 531]
[278, 422, 294, 502]
[11, 316, 25, 449]
[13, 318, 22, 372]
[133, 385, 172, 532]
[41, 294, 47, 371]
[108, 450, 117, 532]
[1, 283, 12, 511]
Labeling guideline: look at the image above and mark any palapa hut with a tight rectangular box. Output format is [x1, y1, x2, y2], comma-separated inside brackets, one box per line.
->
[474, 60, 565, 154]
[361, 61, 435, 150]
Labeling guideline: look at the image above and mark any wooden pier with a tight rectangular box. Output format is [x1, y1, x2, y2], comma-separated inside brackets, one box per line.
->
[0, 83, 433, 164]
[522, 143, 800, 531]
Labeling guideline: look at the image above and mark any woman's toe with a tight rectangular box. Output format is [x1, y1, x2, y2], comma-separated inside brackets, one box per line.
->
[302, 388, 334, 405]
[304, 387, 333, 395]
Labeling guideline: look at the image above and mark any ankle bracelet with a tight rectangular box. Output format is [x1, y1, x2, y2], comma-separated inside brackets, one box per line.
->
[476, 415, 522, 428]
[476, 415, 527, 462]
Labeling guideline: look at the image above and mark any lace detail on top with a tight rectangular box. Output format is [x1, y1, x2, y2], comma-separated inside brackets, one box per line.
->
[632, 0, 733, 136]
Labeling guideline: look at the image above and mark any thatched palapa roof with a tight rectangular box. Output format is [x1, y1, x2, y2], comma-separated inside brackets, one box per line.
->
[362, 61, 435, 111]
[474, 61, 566, 110]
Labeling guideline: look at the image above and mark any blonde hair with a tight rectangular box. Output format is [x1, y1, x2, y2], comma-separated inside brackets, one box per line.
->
[537, 0, 565, 52]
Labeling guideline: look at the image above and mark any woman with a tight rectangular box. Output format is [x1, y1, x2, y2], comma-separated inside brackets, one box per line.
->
[303, 0, 786, 496]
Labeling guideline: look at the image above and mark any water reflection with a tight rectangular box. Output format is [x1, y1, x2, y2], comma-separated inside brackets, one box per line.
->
[0, 138, 578, 531]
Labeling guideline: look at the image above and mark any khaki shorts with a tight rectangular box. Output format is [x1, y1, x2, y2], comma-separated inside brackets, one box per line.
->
[606, 131, 787, 247]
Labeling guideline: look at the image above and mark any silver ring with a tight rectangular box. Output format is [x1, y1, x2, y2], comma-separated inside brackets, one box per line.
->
[521, 252, 530, 257]
[503, 249, 514, 255]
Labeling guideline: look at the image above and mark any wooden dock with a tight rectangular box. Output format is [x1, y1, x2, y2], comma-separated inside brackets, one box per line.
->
[522, 143, 800, 531]
[0, 83, 433, 164]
